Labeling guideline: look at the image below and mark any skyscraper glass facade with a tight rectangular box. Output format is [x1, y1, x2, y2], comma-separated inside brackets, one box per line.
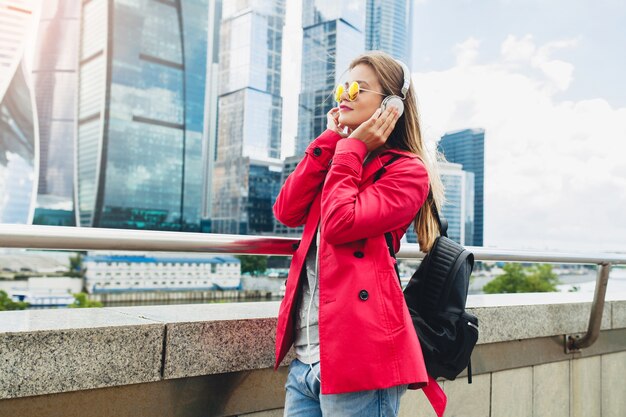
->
[212, 0, 285, 235]
[0, 61, 37, 224]
[76, 0, 209, 231]
[439, 163, 475, 245]
[405, 162, 474, 246]
[438, 128, 485, 246]
[200, 0, 222, 228]
[464, 170, 475, 247]
[0, 0, 36, 224]
[274, 155, 303, 236]
[0, 0, 33, 82]
[441, 169, 463, 244]
[365, 0, 410, 62]
[32, 0, 80, 226]
[295, 0, 365, 155]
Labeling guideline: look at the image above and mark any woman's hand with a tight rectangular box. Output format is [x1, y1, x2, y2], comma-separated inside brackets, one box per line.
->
[348, 107, 400, 152]
[327, 107, 351, 138]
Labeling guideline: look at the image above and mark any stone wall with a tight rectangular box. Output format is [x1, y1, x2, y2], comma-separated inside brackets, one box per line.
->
[1, 292, 625, 416]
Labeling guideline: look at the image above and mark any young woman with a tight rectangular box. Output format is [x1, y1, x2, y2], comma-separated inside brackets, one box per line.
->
[273, 51, 447, 417]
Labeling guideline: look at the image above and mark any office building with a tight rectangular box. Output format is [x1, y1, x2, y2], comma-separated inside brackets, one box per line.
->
[273, 155, 304, 236]
[211, 0, 285, 235]
[405, 162, 475, 246]
[365, 0, 411, 63]
[0, 0, 36, 224]
[200, 0, 223, 232]
[438, 128, 485, 246]
[0, 0, 33, 81]
[75, 0, 210, 231]
[294, 1, 365, 155]
[32, 0, 81, 226]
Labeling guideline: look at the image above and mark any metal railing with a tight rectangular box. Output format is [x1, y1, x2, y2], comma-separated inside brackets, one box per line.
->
[1, 224, 625, 351]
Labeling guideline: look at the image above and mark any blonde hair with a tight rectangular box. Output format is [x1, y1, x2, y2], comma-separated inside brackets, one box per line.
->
[348, 51, 447, 253]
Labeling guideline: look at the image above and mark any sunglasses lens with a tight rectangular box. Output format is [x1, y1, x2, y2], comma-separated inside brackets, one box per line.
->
[348, 81, 359, 101]
[334, 84, 344, 103]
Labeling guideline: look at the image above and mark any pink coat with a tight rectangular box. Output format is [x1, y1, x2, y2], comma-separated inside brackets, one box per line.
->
[273, 129, 446, 416]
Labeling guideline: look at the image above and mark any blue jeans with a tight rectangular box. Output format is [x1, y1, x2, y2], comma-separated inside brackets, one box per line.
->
[284, 359, 409, 417]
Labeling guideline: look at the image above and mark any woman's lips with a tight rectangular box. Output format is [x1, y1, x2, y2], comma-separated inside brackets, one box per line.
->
[339, 105, 352, 111]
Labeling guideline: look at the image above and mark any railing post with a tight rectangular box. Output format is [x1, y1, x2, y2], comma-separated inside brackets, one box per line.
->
[566, 262, 612, 352]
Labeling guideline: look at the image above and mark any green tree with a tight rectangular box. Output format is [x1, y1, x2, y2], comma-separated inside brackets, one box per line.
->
[235, 255, 267, 276]
[0, 290, 29, 311]
[483, 263, 560, 294]
[524, 264, 560, 292]
[64, 253, 85, 278]
[68, 292, 103, 308]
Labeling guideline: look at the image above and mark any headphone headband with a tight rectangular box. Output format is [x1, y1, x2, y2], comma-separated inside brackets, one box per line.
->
[394, 59, 410, 100]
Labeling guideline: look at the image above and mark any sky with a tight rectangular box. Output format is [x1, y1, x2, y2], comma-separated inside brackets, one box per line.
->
[281, 0, 626, 254]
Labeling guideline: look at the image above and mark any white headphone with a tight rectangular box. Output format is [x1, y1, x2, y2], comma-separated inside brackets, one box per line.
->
[380, 59, 411, 118]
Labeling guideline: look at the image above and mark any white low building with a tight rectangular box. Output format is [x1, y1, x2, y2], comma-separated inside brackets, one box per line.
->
[83, 254, 242, 294]
[10, 277, 83, 307]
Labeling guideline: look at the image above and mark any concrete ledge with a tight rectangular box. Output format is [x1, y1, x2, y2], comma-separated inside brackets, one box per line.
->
[468, 292, 625, 343]
[1, 293, 625, 400]
[0, 308, 164, 399]
[108, 303, 293, 379]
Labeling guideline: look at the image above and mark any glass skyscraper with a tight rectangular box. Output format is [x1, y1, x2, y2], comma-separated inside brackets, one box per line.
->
[32, 0, 81, 226]
[405, 162, 474, 246]
[294, 0, 412, 154]
[0, 60, 37, 224]
[0, 0, 33, 81]
[438, 128, 485, 246]
[200, 0, 222, 232]
[365, 0, 411, 63]
[76, 0, 209, 231]
[211, 0, 285, 235]
[273, 154, 304, 236]
[295, 0, 365, 155]
[439, 162, 475, 245]
[0, 0, 36, 224]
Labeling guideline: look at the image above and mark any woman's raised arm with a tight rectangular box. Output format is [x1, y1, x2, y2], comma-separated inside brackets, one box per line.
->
[273, 129, 343, 227]
[320, 137, 429, 244]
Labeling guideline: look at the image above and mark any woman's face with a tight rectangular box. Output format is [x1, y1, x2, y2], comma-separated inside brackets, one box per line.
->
[337, 64, 384, 130]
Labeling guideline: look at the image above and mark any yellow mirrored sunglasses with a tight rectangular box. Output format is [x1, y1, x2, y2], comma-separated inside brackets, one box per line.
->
[334, 81, 386, 103]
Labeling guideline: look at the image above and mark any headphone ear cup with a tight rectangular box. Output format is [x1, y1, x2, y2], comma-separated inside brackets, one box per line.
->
[381, 96, 404, 118]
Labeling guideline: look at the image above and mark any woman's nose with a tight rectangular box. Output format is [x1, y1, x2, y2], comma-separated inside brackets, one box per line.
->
[339, 89, 351, 103]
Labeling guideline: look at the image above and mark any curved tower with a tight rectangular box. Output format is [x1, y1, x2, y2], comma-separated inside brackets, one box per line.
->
[0, 0, 38, 224]
[76, 0, 208, 231]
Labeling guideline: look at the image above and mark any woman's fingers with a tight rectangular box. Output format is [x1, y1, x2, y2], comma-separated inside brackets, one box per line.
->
[374, 107, 393, 129]
[346, 106, 399, 150]
[377, 107, 398, 137]
[382, 114, 398, 138]
[327, 107, 341, 131]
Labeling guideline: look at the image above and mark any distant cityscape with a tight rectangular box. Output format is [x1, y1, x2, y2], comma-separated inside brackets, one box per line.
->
[1, 0, 484, 247]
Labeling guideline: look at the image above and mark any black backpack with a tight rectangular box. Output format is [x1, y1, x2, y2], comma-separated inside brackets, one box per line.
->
[375, 155, 478, 383]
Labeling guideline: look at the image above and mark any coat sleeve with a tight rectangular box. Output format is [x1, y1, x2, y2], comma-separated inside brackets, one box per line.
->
[273, 129, 343, 227]
[320, 138, 429, 245]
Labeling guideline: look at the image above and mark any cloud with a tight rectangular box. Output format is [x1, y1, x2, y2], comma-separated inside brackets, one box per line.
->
[501, 34, 578, 91]
[454, 37, 481, 67]
[413, 35, 626, 252]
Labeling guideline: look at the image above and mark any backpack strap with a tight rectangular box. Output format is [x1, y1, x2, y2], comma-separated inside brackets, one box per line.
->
[374, 154, 448, 237]
[372, 154, 403, 183]
[384, 232, 402, 287]
[377, 154, 410, 286]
